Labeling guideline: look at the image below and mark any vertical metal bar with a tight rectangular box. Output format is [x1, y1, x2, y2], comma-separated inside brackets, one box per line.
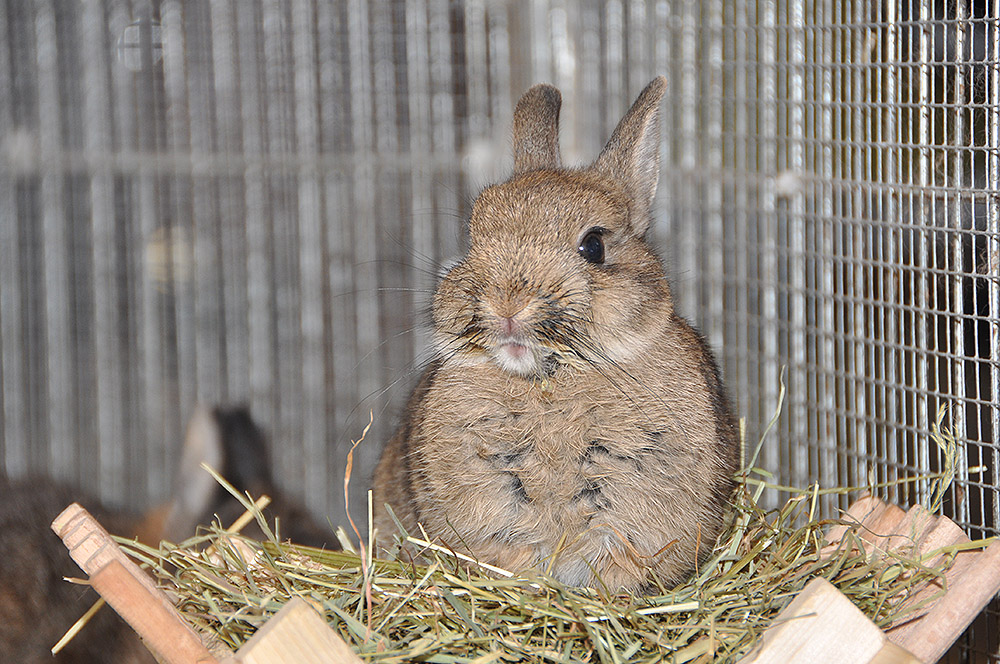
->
[730, 0, 752, 454]
[530, 0, 552, 83]
[428, 0, 458, 245]
[949, 0, 970, 526]
[703, 0, 725, 351]
[676, 0, 699, 314]
[882, 0, 903, 498]
[464, 0, 488, 130]
[758, 0, 780, 484]
[654, 0, 675, 246]
[990, 0, 1000, 534]
[126, 1, 169, 502]
[830, 0, 847, 492]
[916, 0, 934, 506]
[81, 0, 124, 504]
[407, 0, 434, 360]
[787, 0, 809, 492]
[316, 0, 353, 522]
[604, 0, 625, 145]
[35, 0, 74, 480]
[160, 1, 194, 455]
[184, 4, 223, 407]
[0, 1, 27, 477]
[261, 0, 303, 497]
[208, 0, 249, 401]
[292, 0, 329, 519]
[369, 0, 401, 426]
[237, 4, 276, 435]
[487, 0, 511, 142]
[549, 0, 576, 146]
[866, 4, 879, 491]
[817, 0, 839, 501]
[626, 0, 648, 97]
[345, 0, 378, 525]
[848, 2, 870, 495]
[464, 0, 489, 161]
[427, 0, 459, 349]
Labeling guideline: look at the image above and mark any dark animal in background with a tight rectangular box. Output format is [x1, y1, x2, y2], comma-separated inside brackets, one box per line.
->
[161, 405, 333, 548]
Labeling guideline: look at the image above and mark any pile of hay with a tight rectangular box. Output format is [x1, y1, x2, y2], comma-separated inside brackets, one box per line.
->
[116, 407, 980, 663]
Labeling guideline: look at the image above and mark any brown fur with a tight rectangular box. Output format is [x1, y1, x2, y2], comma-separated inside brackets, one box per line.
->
[373, 78, 739, 592]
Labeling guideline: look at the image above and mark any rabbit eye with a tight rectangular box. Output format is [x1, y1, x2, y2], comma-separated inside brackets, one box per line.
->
[578, 228, 605, 264]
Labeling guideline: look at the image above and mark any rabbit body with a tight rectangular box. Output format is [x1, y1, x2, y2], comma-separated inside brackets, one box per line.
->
[373, 78, 739, 591]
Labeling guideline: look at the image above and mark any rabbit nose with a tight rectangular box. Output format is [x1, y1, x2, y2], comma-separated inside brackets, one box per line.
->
[499, 315, 521, 336]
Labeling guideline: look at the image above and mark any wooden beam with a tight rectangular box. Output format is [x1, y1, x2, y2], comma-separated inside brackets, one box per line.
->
[52, 502, 219, 664]
[886, 538, 1000, 663]
[738, 577, 921, 664]
[91, 559, 220, 664]
[234, 598, 363, 664]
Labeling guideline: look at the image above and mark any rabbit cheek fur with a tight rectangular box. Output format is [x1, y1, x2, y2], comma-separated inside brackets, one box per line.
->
[373, 77, 739, 592]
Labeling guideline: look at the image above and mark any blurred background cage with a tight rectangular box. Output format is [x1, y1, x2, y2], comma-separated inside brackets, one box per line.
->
[1, 0, 998, 659]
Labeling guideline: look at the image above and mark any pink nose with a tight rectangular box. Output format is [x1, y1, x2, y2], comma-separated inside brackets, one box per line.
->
[500, 316, 520, 336]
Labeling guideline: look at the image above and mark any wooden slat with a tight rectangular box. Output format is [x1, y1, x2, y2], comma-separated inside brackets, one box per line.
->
[234, 598, 363, 664]
[90, 560, 219, 664]
[737, 577, 917, 664]
[868, 642, 924, 664]
[874, 505, 961, 563]
[824, 495, 1000, 662]
[824, 494, 907, 555]
[52, 502, 219, 664]
[886, 539, 1000, 663]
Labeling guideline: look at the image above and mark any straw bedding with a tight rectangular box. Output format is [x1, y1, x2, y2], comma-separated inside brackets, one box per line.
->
[114, 407, 983, 663]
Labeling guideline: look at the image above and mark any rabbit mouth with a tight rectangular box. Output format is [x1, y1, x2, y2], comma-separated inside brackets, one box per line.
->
[492, 337, 545, 376]
[499, 341, 530, 357]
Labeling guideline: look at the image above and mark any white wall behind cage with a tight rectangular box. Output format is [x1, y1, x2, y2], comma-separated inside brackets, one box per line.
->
[1, 0, 999, 595]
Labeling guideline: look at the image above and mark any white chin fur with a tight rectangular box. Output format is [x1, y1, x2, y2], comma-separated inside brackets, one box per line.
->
[432, 334, 541, 375]
[492, 343, 540, 376]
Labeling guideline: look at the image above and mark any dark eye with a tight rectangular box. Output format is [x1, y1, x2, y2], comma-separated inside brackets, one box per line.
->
[578, 228, 605, 264]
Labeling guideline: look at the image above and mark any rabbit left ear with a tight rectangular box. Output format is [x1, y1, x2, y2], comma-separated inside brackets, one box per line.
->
[592, 77, 667, 227]
[512, 84, 563, 174]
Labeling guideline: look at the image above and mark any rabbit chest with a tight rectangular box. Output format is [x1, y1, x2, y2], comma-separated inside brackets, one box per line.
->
[407, 358, 721, 586]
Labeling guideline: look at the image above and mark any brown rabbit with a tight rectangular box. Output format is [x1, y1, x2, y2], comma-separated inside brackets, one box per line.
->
[1, 405, 332, 663]
[373, 77, 740, 592]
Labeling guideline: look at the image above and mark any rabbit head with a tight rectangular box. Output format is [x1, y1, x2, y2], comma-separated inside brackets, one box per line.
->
[433, 78, 673, 378]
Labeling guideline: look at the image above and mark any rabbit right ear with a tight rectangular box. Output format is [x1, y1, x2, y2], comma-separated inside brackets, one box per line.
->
[592, 77, 667, 229]
[512, 84, 562, 174]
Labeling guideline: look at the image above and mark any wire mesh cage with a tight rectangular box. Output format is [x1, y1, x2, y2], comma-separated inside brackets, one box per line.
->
[1, 0, 999, 659]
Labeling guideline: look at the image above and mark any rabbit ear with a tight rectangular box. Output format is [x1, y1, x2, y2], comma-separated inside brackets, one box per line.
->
[592, 77, 667, 226]
[160, 405, 225, 541]
[512, 84, 562, 174]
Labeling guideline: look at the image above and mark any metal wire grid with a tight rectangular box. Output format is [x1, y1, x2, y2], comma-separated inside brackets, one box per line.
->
[0, 0, 480, 519]
[0, 3, 999, 643]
